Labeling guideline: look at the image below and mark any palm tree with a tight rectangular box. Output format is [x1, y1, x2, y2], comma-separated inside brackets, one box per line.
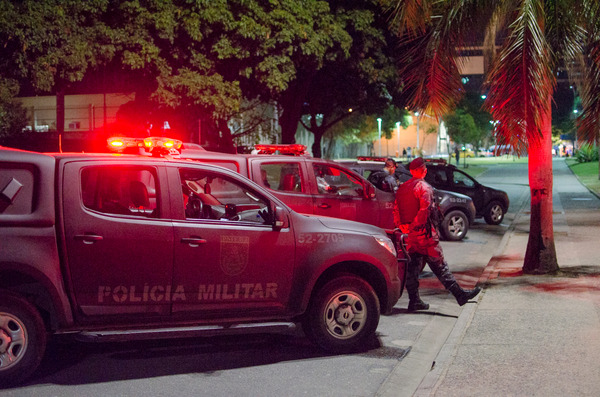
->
[387, 0, 600, 274]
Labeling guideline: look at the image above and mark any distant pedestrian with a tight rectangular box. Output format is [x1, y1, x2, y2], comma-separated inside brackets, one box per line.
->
[394, 157, 481, 311]
[406, 146, 412, 160]
[402, 148, 407, 160]
[454, 146, 460, 165]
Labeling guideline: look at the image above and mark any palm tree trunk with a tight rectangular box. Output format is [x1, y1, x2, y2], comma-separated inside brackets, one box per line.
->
[523, 102, 559, 274]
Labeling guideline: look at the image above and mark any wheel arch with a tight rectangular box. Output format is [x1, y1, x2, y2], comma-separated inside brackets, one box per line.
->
[0, 264, 72, 332]
[443, 205, 474, 225]
[300, 261, 388, 317]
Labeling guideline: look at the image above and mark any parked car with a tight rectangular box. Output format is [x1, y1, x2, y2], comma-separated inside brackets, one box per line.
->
[423, 159, 510, 225]
[337, 159, 476, 241]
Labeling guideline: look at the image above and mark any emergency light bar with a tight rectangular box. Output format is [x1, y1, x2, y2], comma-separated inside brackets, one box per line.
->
[424, 158, 447, 164]
[107, 137, 144, 151]
[143, 137, 182, 151]
[357, 156, 389, 162]
[107, 136, 182, 156]
[254, 144, 308, 156]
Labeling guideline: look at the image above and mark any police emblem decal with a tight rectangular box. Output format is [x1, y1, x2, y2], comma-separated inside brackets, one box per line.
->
[220, 235, 250, 276]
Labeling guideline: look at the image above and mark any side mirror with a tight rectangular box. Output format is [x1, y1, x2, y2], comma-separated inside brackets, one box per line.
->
[364, 182, 376, 199]
[272, 206, 287, 230]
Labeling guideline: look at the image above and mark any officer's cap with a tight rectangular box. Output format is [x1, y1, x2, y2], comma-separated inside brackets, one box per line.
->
[409, 157, 426, 170]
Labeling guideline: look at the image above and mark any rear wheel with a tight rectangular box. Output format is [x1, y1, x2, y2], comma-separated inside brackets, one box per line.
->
[484, 201, 505, 225]
[302, 276, 380, 353]
[440, 210, 469, 241]
[0, 292, 47, 387]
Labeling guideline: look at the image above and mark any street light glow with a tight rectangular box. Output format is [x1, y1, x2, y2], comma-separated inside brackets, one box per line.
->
[377, 118, 382, 156]
[396, 122, 401, 158]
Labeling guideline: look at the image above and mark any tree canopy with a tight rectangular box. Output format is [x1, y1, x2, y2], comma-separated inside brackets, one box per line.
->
[1, 0, 404, 153]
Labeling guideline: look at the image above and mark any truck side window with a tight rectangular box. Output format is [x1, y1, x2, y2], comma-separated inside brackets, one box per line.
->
[453, 171, 475, 187]
[180, 170, 270, 224]
[81, 166, 158, 218]
[313, 164, 362, 197]
[259, 163, 303, 193]
[426, 169, 448, 186]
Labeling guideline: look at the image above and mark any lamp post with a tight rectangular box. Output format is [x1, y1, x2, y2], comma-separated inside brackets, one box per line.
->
[377, 118, 382, 156]
[396, 122, 401, 159]
[414, 112, 420, 149]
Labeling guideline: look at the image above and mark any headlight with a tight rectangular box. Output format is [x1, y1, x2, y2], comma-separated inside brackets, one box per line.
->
[374, 236, 397, 257]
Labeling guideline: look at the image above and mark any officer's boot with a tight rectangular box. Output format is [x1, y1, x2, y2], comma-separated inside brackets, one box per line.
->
[408, 292, 429, 312]
[449, 283, 481, 306]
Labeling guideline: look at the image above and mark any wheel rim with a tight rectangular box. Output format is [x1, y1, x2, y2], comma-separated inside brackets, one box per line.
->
[448, 215, 466, 237]
[490, 205, 503, 222]
[0, 312, 28, 370]
[322, 291, 367, 340]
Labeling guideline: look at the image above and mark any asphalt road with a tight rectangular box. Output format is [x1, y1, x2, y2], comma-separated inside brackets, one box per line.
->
[3, 162, 531, 397]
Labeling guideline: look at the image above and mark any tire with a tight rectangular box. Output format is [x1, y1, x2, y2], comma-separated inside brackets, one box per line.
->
[484, 201, 505, 225]
[0, 291, 47, 387]
[440, 210, 469, 241]
[302, 276, 380, 353]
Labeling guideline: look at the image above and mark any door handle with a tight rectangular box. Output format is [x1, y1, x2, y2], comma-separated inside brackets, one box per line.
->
[74, 234, 103, 244]
[181, 237, 207, 247]
[318, 203, 331, 209]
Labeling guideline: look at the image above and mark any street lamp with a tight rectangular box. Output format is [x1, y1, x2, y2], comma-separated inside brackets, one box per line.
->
[377, 118, 382, 156]
[396, 122, 401, 159]
[414, 112, 420, 149]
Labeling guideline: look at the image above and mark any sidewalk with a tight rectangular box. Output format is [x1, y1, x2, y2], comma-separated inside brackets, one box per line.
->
[409, 158, 600, 396]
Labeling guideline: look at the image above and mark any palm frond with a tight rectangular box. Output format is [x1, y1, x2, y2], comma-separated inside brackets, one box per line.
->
[385, 0, 434, 36]
[484, 0, 555, 154]
[575, 0, 600, 142]
[546, 0, 587, 65]
[577, 41, 600, 142]
[394, 0, 497, 118]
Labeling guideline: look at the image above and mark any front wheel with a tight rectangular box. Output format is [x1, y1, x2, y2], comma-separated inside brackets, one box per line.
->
[440, 210, 469, 241]
[302, 276, 380, 353]
[484, 201, 505, 225]
[0, 292, 47, 387]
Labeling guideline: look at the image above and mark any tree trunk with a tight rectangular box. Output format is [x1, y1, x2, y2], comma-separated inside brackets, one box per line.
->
[311, 126, 326, 158]
[56, 86, 65, 152]
[278, 73, 315, 144]
[523, 105, 559, 274]
[216, 118, 236, 153]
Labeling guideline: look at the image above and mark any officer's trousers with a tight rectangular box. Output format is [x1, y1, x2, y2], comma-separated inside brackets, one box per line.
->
[405, 241, 458, 296]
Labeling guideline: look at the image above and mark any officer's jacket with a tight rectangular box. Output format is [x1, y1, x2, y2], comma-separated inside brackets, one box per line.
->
[393, 176, 441, 247]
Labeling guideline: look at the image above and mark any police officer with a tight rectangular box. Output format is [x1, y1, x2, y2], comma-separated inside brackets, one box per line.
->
[394, 157, 481, 311]
[383, 158, 400, 193]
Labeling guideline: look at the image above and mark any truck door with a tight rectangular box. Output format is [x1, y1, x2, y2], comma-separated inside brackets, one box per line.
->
[311, 162, 383, 227]
[171, 167, 295, 319]
[449, 169, 484, 210]
[248, 159, 314, 215]
[62, 162, 174, 319]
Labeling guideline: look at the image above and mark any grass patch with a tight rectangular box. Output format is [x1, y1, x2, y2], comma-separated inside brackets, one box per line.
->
[567, 159, 600, 197]
[454, 155, 528, 178]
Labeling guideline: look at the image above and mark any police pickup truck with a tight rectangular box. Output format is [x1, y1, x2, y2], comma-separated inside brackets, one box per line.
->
[0, 145, 402, 386]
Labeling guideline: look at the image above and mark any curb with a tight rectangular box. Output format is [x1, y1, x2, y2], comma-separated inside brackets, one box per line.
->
[386, 186, 531, 397]
[411, 188, 529, 396]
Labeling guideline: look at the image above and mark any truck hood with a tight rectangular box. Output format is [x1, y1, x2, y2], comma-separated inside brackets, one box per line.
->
[312, 215, 386, 236]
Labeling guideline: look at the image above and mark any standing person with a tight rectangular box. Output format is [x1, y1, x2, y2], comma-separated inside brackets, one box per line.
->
[394, 157, 481, 311]
[454, 146, 461, 165]
[406, 146, 412, 161]
[402, 147, 407, 160]
[382, 158, 401, 193]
